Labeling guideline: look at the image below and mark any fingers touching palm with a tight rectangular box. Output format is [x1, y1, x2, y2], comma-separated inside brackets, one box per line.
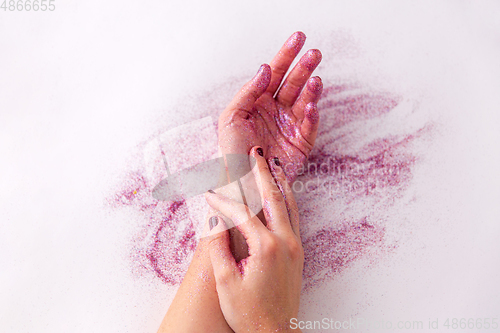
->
[218, 31, 323, 182]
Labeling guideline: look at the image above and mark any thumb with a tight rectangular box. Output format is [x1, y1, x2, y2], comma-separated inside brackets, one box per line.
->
[207, 216, 239, 285]
[225, 64, 271, 114]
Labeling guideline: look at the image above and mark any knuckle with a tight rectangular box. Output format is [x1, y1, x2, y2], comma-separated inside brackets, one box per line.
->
[216, 270, 231, 285]
[215, 274, 232, 290]
[286, 238, 303, 261]
[233, 109, 252, 121]
[257, 161, 270, 175]
[286, 78, 303, 91]
[208, 235, 222, 248]
[265, 185, 284, 203]
[250, 88, 261, 100]
[261, 235, 279, 255]
[273, 65, 288, 77]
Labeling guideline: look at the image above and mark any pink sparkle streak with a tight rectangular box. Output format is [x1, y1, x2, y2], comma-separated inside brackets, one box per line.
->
[107, 82, 431, 290]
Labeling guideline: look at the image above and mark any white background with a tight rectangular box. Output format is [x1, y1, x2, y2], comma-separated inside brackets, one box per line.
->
[1, 1, 499, 332]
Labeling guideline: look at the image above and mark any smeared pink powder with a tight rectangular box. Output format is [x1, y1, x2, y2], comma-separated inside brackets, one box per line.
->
[292, 88, 430, 289]
[109, 172, 196, 283]
[318, 86, 401, 129]
[107, 82, 431, 291]
[300, 130, 427, 204]
[302, 219, 385, 291]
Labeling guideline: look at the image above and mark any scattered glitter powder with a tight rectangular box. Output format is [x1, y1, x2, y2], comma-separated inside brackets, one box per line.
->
[107, 81, 432, 291]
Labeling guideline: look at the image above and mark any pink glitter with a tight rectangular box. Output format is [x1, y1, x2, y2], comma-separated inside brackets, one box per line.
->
[302, 219, 385, 291]
[299, 132, 422, 203]
[285, 31, 306, 53]
[318, 86, 401, 129]
[109, 172, 196, 283]
[107, 82, 431, 290]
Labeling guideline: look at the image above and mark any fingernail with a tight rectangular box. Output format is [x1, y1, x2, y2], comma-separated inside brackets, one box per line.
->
[307, 76, 322, 92]
[286, 31, 306, 53]
[255, 64, 265, 77]
[208, 189, 215, 194]
[273, 157, 281, 167]
[256, 147, 263, 156]
[304, 49, 322, 70]
[209, 216, 219, 230]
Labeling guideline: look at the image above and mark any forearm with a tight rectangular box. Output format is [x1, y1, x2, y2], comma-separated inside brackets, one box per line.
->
[157, 237, 233, 333]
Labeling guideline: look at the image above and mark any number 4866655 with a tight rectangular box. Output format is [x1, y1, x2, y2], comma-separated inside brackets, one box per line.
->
[1, 0, 56, 11]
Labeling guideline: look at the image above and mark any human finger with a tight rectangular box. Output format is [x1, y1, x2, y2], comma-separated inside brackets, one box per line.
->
[249, 146, 291, 235]
[266, 31, 306, 96]
[268, 159, 301, 239]
[292, 76, 323, 120]
[221, 64, 271, 119]
[275, 49, 322, 108]
[204, 191, 268, 250]
[207, 216, 241, 284]
[300, 102, 320, 148]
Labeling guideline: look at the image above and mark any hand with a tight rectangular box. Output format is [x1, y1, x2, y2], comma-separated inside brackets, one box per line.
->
[205, 147, 304, 332]
[218, 31, 322, 183]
